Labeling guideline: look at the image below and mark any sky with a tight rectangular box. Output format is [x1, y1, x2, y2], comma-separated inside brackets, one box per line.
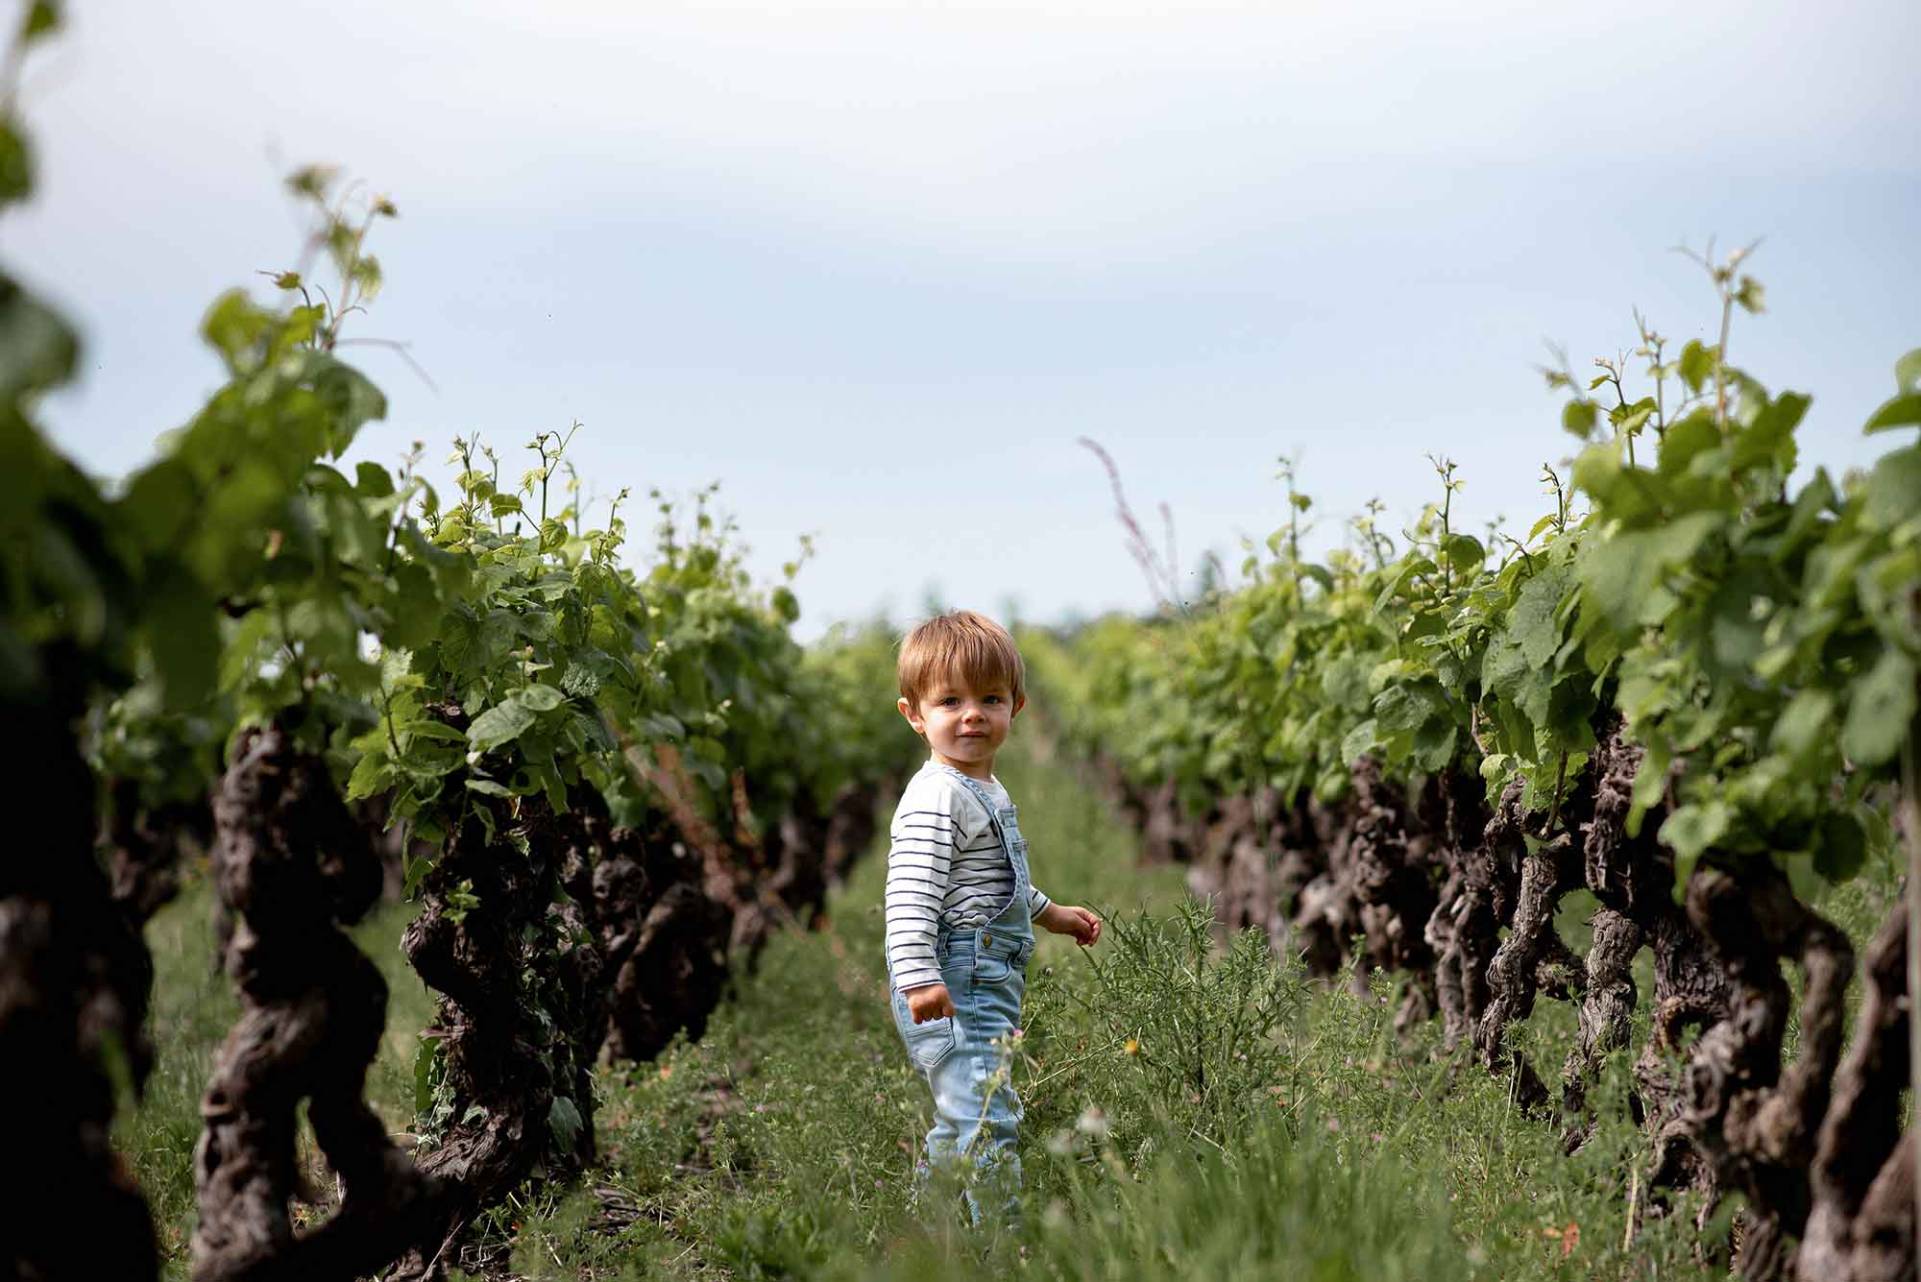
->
[9, 0, 1920, 638]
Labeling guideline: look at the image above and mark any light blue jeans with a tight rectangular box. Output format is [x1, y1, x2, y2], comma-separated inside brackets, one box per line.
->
[889, 907, 1033, 1225]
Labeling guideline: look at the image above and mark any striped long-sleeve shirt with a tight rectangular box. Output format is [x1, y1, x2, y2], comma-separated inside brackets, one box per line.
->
[884, 760, 1051, 993]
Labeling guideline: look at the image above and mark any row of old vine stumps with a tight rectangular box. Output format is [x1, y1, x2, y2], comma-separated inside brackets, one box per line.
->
[23, 704, 893, 1282]
[1096, 720, 1914, 1282]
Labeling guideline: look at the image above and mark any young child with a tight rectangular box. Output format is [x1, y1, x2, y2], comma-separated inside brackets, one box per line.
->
[883, 610, 1101, 1222]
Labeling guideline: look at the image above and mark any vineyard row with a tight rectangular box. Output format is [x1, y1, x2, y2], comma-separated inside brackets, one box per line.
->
[2, 14, 918, 1277]
[1027, 265, 1921, 1282]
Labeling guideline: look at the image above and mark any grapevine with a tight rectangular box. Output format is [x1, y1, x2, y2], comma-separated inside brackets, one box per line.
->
[0, 13, 918, 1277]
[1033, 253, 1921, 1278]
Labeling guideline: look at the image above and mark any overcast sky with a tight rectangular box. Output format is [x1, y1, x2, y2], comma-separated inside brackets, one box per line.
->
[10, 0, 1919, 637]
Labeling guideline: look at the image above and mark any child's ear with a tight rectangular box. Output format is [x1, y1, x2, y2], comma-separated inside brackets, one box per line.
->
[897, 696, 924, 734]
[1011, 692, 1027, 718]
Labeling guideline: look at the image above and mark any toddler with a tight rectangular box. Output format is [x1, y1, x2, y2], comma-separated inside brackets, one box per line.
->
[883, 610, 1101, 1223]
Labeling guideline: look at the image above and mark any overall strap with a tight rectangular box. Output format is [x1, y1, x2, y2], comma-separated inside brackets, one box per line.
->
[939, 764, 1032, 913]
[944, 767, 1005, 844]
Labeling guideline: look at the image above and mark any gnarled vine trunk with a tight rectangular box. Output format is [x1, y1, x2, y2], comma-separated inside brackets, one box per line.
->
[1268, 793, 1332, 958]
[1423, 771, 1502, 1054]
[0, 673, 159, 1282]
[1207, 792, 1287, 948]
[102, 778, 209, 922]
[821, 778, 886, 890]
[1282, 760, 1441, 1026]
[392, 788, 603, 1279]
[1684, 862, 1853, 1280]
[1797, 897, 1917, 1281]
[191, 721, 445, 1282]
[1474, 772, 1587, 1111]
[1141, 778, 1199, 867]
[1564, 718, 1731, 1239]
[1289, 805, 1360, 983]
[1633, 895, 1735, 1234]
[1561, 724, 1644, 1133]
[1138, 771, 1327, 964]
[1346, 761, 1441, 1031]
[592, 818, 732, 1063]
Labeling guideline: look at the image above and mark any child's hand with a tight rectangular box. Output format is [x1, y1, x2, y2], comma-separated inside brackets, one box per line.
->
[1039, 903, 1102, 946]
[904, 982, 956, 1023]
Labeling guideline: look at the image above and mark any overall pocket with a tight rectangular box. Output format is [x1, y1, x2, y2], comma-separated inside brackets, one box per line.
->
[972, 933, 1032, 987]
[892, 989, 958, 1071]
[973, 950, 1018, 985]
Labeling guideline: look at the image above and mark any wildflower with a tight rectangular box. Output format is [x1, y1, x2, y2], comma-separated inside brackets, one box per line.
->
[1123, 1037, 1140, 1057]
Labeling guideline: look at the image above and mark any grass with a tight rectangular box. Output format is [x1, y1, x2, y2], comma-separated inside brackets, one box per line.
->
[121, 731, 1899, 1279]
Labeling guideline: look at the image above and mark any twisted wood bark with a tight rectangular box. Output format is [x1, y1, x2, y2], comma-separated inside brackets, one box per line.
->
[1141, 778, 1199, 867]
[1562, 725, 1643, 1132]
[1290, 792, 1361, 982]
[592, 819, 732, 1063]
[1278, 760, 1443, 1026]
[191, 721, 445, 1282]
[1563, 720, 1731, 1242]
[0, 673, 159, 1281]
[1206, 793, 1271, 943]
[1684, 862, 1853, 1280]
[1424, 773, 1503, 1054]
[392, 787, 602, 1280]
[1630, 898, 1734, 1231]
[1795, 897, 1916, 1281]
[102, 778, 209, 921]
[766, 788, 830, 927]
[1347, 760, 1440, 1029]
[1268, 794, 1331, 957]
[821, 778, 887, 889]
[1475, 780, 1586, 1111]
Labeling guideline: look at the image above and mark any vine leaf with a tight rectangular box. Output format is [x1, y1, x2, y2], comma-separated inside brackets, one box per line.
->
[1576, 513, 1720, 631]
[1863, 392, 1921, 434]
[1841, 649, 1916, 767]
[467, 700, 536, 753]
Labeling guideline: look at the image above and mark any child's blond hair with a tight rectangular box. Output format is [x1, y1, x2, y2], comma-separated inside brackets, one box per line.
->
[897, 610, 1025, 709]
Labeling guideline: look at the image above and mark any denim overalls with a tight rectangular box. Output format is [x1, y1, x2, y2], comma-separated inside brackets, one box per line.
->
[887, 766, 1035, 1219]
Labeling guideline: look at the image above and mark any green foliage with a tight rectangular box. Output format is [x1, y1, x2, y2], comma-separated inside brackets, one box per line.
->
[804, 618, 923, 804]
[6, 46, 911, 1204]
[1033, 254, 1917, 893]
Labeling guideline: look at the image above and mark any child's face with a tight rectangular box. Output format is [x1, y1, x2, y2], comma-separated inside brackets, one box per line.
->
[897, 675, 1023, 776]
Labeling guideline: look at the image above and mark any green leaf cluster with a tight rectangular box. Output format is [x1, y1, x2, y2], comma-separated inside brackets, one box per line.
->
[1034, 294, 1917, 896]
